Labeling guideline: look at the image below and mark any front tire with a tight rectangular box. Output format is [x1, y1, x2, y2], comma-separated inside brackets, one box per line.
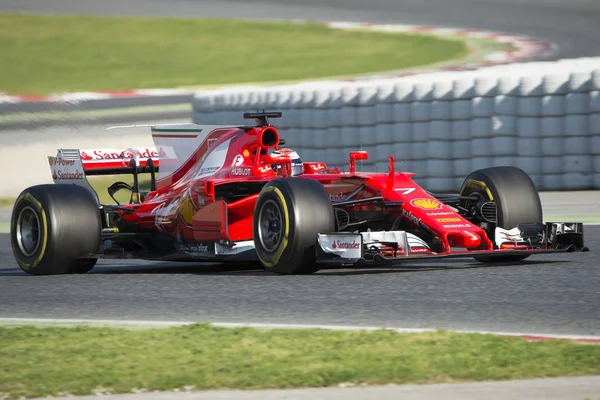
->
[11, 184, 102, 275]
[253, 178, 335, 274]
[460, 166, 542, 263]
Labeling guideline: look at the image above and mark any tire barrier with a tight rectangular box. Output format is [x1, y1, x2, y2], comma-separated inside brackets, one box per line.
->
[192, 57, 600, 191]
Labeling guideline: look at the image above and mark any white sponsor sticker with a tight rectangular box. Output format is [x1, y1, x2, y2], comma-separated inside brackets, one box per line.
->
[257, 165, 272, 174]
[172, 242, 216, 257]
[230, 167, 252, 176]
[49, 156, 84, 182]
[442, 223, 472, 229]
[318, 234, 362, 258]
[330, 193, 346, 202]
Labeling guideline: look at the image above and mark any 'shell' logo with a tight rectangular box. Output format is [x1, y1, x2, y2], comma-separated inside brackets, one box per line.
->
[411, 198, 443, 210]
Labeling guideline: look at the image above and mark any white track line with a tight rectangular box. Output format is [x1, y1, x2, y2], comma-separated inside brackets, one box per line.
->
[1, 318, 598, 343]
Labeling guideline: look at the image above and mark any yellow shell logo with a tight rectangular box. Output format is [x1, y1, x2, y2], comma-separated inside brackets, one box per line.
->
[411, 198, 443, 210]
[48, 157, 54, 166]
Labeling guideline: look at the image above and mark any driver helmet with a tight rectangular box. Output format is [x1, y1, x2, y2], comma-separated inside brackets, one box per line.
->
[270, 148, 303, 176]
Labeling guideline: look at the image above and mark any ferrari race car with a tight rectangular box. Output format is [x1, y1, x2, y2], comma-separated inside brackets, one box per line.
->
[11, 111, 587, 275]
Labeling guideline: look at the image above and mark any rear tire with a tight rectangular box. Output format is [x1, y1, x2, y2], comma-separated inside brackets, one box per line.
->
[459, 166, 542, 263]
[11, 184, 101, 275]
[253, 178, 335, 274]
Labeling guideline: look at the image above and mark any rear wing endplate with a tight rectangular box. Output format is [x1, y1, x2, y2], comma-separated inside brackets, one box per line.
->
[48, 147, 162, 202]
[48, 149, 99, 203]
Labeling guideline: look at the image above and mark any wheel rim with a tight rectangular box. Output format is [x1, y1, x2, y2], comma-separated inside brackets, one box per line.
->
[16, 206, 41, 257]
[258, 199, 284, 253]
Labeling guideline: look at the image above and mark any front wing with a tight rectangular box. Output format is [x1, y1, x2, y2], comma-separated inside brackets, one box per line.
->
[315, 222, 588, 265]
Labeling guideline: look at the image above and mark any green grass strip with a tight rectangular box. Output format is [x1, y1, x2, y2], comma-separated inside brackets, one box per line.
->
[0, 324, 599, 399]
[0, 14, 466, 95]
[0, 198, 13, 208]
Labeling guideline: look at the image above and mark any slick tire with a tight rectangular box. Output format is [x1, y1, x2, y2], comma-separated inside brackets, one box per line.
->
[460, 166, 542, 263]
[11, 184, 102, 275]
[253, 178, 335, 275]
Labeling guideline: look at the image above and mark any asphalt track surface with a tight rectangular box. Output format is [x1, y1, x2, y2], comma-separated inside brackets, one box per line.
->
[1, 0, 600, 61]
[1, 227, 598, 336]
[23, 376, 600, 400]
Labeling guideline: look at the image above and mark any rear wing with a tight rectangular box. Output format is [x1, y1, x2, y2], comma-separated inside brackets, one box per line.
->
[46, 122, 230, 204]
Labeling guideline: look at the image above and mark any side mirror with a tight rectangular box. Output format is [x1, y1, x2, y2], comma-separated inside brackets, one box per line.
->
[349, 151, 368, 173]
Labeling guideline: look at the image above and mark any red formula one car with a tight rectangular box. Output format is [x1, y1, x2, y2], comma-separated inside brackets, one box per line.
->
[11, 111, 587, 275]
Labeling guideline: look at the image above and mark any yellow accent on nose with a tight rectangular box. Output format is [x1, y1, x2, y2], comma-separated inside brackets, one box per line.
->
[413, 199, 442, 209]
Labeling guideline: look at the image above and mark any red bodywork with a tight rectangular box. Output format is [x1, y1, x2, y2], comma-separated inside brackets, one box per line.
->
[80, 122, 498, 257]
